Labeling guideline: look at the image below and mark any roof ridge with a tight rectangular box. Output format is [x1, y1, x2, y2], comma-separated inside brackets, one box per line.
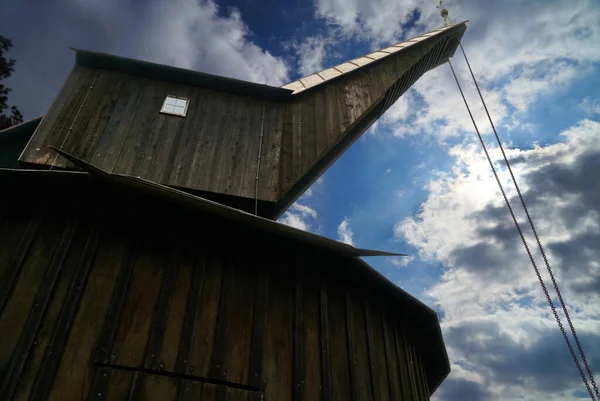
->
[281, 21, 468, 95]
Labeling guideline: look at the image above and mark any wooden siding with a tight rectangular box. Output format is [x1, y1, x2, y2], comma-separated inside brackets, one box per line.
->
[278, 34, 448, 196]
[18, 27, 461, 216]
[0, 192, 433, 401]
[19, 67, 284, 202]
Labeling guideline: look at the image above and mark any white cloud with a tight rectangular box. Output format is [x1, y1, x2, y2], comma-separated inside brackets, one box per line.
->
[391, 255, 414, 267]
[290, 35, 330, 77]
[279, 202, 318, 232]
[580, 97, 600, 115]
[319, 0, 600, 142]
[126, 0, 290, 85]
[3, 0, 292, 118]
[397, 120, 600, 400]
[279, 211, 311, 231]
[337, 217, 354, 245]
[315, 0, 420, 44]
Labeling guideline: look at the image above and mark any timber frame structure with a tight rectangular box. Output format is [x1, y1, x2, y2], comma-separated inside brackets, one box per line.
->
[0, 21, 467, 401]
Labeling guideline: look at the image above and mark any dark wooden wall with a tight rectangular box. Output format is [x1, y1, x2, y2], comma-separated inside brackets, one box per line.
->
[0, 192, 431, 401]
[279, 34, 446, 195]
[19, 31, 452, 212]
[19, 66, 284, 202]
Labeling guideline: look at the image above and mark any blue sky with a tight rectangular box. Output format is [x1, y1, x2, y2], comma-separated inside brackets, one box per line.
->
[2, 0, 600, 399]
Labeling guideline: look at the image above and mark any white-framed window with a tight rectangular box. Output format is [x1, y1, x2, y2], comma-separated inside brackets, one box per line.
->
[160, 95, 189, 117]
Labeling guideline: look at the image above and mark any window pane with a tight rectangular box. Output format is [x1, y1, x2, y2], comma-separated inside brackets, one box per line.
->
[175, 98, 187, 107]
[165, 96, 177, 106]
[164, 104, 175, 113]
[174, 105, 185, 115]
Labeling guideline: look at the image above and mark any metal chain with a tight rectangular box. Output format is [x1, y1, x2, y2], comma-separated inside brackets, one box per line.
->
[458, 43, 600, 399]
[447, 59, 596, 401]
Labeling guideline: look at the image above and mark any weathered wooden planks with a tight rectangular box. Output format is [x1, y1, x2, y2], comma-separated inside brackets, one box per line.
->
[261, 272, 294, 401]
[11, 224, 90, 401]
[0, 192, 440, 401]
[0, 218, 60, 377]
[17, 26, 460, 221]
[327, 283, 352, 401]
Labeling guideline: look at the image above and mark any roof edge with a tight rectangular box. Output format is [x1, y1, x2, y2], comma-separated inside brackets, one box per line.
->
[47, 147, 407, 259]
[281, 21, 468, 95]
[72, 48, 293, 102]
[0, 116, 43, 138]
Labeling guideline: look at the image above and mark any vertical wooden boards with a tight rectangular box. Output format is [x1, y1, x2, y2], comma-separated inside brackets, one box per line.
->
[20, 66, 95, 166]
[344, 71, 373, 128]
[301, 277, 322, 401]
[226, 97, 258, 198]
[111, 242, 167, 368]
[17, 65, 77, 164]
[299, 91, 316, 175]
[214, 258, 256, 385]
[185, 89, 223, 190]
[327, 283, 351, 401]
[346, 291, 372, 401]
[0, 222, 77, 399]
[293, 281, 304, 401]
[96, 369, 135, 401]
[140, 374, 179, 400]
[206, 93, 238, 196]
[410, 340, 429, 401]
[404, 331, 420, 401]
[66, 71, 127, 166]
[261, 271, 294, 401]
[192, 91, 229, 192]
[187, 254, 223, 378]
[381, 314, 402, 401]
[142, 247, 183, 372]
[416, 349, 430, 399]
[38, 231, 113, 401]
[319, 82, 339, 151]
[0, 215, 28, 285]
[110, 82, 158, 174]
[187, 253, 223, 377]
[394, 325, 415, 401]
[319, 281, 332, 401]
[0, 218, 61, 377]
[147, 86, 194, 184]
[248, 269, 270, 389]
[125, 82, 171, 178]
[52, 69, 111, 168]
[11, 224, 89, 401]
[291, 98, 303, 188]
[367, 303, 391, 401]
[93, 77, 147, 172]
[257, 103, 284, 201]
[312, 87, 328, 163]
[175, 254, 206, 377]
[280, 102, 295, 192]
[119, 82, 167, 177]
[158, 249, 195, 373]
[0, 215, 40, 318]
[168, 86, 207, 187]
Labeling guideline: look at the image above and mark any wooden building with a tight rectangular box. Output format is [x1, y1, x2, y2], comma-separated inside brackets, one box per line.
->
[0, 21, 467, 401]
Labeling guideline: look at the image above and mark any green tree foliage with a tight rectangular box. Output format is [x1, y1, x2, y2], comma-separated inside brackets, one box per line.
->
[0, 36, 24, 130]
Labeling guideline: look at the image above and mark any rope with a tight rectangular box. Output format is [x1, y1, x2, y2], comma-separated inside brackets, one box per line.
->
[458, 43, 600, 399]
[447, 58, 597, 401]
[254, 101, 266, 216]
